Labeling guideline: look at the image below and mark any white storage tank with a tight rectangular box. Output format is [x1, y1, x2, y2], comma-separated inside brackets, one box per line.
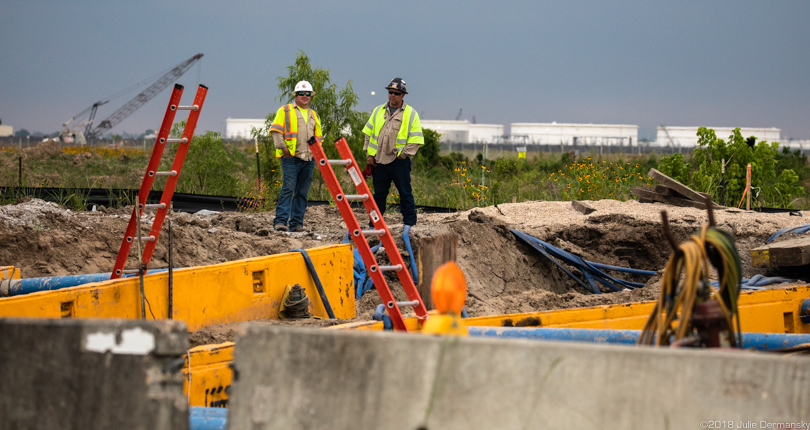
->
[469, 124, 505, 143]
[421, 120, 469, 143]
[655, 126, 781, 147]
[509, 122, 638, 146]
[225, 118, 266, 140]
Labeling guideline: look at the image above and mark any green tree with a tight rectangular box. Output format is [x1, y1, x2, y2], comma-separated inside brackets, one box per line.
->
[657, 152, 691, 184]
[692, 127, 803, 208]
[169, 123, 238, 195]
[271, 50, 366, 160]
[415, 127, 441, 168]
[252, 51, 367, 201]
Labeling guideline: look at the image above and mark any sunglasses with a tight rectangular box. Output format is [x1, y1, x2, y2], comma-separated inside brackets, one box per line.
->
[296, 92, 312, 97]
[388, 91, 404, 96]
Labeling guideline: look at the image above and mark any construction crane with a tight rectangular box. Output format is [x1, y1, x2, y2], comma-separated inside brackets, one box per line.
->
[62, 53, 203, 144]
[455, 109, 463, 121]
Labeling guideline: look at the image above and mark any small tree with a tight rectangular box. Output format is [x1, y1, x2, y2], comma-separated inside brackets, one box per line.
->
[692, 127, 803, 208]
[272, 51, 366, 160]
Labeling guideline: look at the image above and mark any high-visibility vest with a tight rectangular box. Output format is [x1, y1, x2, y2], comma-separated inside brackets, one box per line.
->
[269, 103, 323, 158]
[363, 104, 423, 156]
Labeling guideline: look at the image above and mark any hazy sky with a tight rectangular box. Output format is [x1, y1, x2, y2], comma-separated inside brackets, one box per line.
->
[2, 1, 809, 140]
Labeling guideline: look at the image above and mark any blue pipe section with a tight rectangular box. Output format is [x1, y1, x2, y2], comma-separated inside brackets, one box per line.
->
[403, 225, 419, 285]
[190, 407, 227, 430]
[468, 327, 810, 351]
[711, 274, 799, 291]
[290, 248, 335, 319]
[373, 304, 394, 330]
[766, 224, 810, 243]
[8, 269, 168, 297]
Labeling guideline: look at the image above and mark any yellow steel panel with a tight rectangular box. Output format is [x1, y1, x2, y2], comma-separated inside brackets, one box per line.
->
[184, 342, 235, 407]
[1, 266, 21, 280]
[0, 244, 355, 331]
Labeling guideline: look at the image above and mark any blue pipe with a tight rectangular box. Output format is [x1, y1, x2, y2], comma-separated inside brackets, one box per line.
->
[190, 407, 227, 430]
[291, 248, 335, 319]
[403, 225, 418, 285]
[467, 327, 810, 351]
[7, 269, 168, 297]
[373, 303, 393, 330]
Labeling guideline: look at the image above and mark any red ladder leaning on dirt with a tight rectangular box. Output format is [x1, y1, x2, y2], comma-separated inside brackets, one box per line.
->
[110, 84, 208, 280]
[308, 137, 429, 331]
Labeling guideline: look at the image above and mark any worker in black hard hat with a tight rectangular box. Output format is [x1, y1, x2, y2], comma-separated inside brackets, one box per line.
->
[362, 77, 424, 226]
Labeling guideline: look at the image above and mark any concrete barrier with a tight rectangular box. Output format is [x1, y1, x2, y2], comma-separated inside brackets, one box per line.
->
[0, 318, 189, 430]
[227, 325, 810, 430]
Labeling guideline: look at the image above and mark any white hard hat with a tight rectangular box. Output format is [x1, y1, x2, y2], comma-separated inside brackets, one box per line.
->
[293, 81, 314, 95]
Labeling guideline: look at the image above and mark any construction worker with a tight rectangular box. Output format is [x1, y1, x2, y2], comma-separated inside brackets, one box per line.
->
[270, 80, 323, 232]
[363, 77, 424, 226]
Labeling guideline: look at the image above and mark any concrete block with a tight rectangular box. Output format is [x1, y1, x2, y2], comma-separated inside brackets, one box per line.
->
[227, 325, 810, 430]
[0, 318, 189, 430]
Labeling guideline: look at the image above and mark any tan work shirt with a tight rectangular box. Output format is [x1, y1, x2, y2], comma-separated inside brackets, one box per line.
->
[271, 103, 315, 161]
[363, 102, 420, 165]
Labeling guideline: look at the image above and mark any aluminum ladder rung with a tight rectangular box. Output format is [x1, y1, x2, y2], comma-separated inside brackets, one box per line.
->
[142, 203, 167, 210]
[165, 138, 188, 144]
[176, 105, 199, 111]
[327, 159, 352, 166]
[150, 170, 178, 177]
[337, 194, 369, 202]
[378, 264, 403, 272]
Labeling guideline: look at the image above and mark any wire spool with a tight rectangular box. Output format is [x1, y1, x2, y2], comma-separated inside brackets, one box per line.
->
[282, 284, 311, 319]
[639, 225, 742, 347]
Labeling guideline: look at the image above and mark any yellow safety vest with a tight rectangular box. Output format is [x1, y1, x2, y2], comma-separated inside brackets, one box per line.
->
[269, 104, 323, 158]
[363, 104, 423, 156]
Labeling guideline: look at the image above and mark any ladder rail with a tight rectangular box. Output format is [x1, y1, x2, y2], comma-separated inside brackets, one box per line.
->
[111, 84, 184, 278]
[333, 139, 429, 322]
[309, 137, 428, 331]
[141, 84, 208, 264]
[110, 84, 208, 279]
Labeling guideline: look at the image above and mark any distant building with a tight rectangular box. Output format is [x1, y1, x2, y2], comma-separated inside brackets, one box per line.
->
[654, 126, 781, 148]
[225, 118, 265, 140]
[0, 119, 12, 137]
[420, 120, 504, 144]
[509, 122, 638, 146]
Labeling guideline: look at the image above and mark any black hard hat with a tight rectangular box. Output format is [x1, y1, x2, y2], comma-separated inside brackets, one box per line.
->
[385, 77, 408, 94]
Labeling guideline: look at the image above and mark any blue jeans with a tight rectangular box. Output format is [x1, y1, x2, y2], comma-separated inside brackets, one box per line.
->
[372, 157, 416, 226]
[273, 156, 315, 228]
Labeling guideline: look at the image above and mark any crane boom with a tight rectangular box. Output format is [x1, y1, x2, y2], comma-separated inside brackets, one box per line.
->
[85, 53, 204, 139]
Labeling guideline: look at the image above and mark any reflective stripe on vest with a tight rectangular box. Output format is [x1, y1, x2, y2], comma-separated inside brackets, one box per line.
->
[364, 104, 421, 155]
[273, 104, 322, 157]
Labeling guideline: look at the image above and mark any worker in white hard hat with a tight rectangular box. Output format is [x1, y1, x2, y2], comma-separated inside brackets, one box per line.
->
[362, 77, 424, 226]
[269, 80, 323, 232]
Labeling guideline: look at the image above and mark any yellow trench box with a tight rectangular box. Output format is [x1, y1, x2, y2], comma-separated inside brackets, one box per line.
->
[0, 244, 355, 408]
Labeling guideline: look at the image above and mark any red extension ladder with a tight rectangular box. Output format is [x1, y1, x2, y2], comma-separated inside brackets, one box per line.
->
[110, 84, 208, 279]
[308, 137, 428, 331]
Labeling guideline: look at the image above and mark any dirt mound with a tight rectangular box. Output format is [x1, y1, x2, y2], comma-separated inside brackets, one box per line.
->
[2, 198, 808, 345]
[22, 140, 63, 159]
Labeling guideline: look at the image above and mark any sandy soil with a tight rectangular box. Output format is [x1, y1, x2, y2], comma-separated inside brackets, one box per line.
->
[1, 197, 808, 347]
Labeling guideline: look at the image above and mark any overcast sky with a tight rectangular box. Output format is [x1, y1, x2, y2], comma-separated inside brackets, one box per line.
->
[2, 0, 809, 141]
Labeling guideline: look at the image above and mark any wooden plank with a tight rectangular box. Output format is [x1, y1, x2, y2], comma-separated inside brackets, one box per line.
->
[767, 236, 810, 267]
[415, 234, 458, 311]
[648, 168, 715, 205]
[632, 187, 713, 210]
[571, 200, 596, 215]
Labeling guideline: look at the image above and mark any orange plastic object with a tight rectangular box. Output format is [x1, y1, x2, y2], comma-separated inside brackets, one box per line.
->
[431, 262, 467, 315]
